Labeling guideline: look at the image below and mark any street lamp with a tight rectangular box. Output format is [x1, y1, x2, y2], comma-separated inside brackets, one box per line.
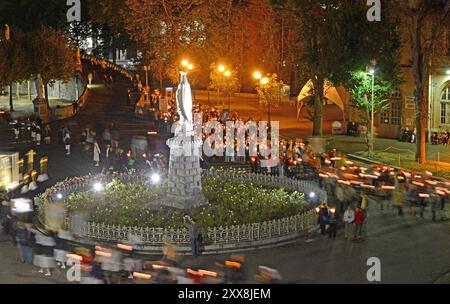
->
[180, 59, 194, 74]
[217, 65, 228, 106]
[368, 68, 375, 156]
[253, 71, 265, 121]
[253, 71, 262, 81]
[224, 70, 232, 111]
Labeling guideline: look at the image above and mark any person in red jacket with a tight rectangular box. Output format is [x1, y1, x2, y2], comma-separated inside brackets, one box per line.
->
[353, 207, 365, 241]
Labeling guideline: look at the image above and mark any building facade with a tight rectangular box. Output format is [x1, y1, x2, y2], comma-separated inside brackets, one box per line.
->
[376, 28, 450, 140]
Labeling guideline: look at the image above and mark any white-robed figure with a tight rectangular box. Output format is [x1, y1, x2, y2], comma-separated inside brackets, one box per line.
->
[93, 140, 101, 166]
[175, 71, 194, 136]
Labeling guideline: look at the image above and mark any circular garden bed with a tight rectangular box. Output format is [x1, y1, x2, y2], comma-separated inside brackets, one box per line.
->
[62, 171, 308, 230]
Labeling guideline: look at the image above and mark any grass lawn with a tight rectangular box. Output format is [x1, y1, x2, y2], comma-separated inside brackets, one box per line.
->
[354, 151, 450, 180]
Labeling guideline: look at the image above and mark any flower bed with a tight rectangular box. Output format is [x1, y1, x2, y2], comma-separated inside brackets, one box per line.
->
[64, 175, 307, 230]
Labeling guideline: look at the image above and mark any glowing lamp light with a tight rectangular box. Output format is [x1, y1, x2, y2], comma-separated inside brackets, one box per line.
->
[418, 193, 430, 198]
[198, 269, 218, 277]
[261, 77, 269, 85]
[436, 190, 446, 196]
[224, 70, 231, 77]
[117, 243, 133, 251]
[309, 192, 316, 198]
[152, 264, 168, 270]
[412, 181, 425, 187]
[225, 261, 241, 269]
[253, 71, 262, 80]
[218, 65, 226, 72]
[446, 69, 450, 75]
[381, 185, 395, 190]
[330, 208, 336, 214]
[188, 64, 194, 70]
[56, 193, 63, 200]
[66, 254, 82, 261]
[151, 173, 160, 184]
[315, 207, 320, 213]
[11, 198, 33, 213]
[181, 59, 189, 67]
[133, 272, 152, 280]
[95, 250, 112, 258]
[93, 182, 103, 192]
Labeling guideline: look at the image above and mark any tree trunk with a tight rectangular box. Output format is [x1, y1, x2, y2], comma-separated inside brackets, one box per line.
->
[44, 84, 50, 109]
[312, 77, 324, 136]
[412, 46, 427, 164]
[9, 83, 14, 112]
[415, 89, 427, 164]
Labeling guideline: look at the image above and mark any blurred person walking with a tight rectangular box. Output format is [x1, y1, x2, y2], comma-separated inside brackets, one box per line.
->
[343, 205, 355, 240]
[13, 120, 21, 139]
[35, 124, 41, 146]
[43, 124, 51, 144]
[111, 125, 120, 149]
[317, 204, 329, 235]
[184, 216, 199, 258]
[93, 140, 101, 167]
[353, 207, 365, 241]
[64, 131, 71, 155]
[328, 212, 338, 238]
[15, 222, 34, 264]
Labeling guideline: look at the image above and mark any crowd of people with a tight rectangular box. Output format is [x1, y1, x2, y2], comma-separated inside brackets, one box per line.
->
[0, 194, 282, 284]
[314, 155, 449, 241]
[431, 130, 450, 145]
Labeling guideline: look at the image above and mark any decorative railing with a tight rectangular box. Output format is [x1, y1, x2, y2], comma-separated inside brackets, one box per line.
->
[35, 170, 321, 248]
[67, 209, 317, 247]
[81, 54, 135, 81]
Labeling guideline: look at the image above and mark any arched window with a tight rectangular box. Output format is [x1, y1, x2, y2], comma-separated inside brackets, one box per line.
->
[441, 86, 450, 125]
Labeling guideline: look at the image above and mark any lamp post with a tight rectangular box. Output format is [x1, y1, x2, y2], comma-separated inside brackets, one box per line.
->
[368, 68, 375, 156]
[253, 71, 263, 121]
[217, 65, 226, 106]
[224, 70, 231, 111]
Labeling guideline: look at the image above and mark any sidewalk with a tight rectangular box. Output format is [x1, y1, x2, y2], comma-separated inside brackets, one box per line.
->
[0, 95, 73, 119]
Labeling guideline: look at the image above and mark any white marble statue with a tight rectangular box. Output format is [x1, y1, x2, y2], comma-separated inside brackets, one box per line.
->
[35, 74, 45, 100]
[175, 71, 193, 135]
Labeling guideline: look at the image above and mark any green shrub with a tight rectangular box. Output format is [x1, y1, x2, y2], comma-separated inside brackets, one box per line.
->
[65, 176, 307, 230]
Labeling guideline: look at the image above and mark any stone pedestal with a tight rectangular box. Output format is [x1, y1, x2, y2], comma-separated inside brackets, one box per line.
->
[164, 135, 208, 209]
[33, 97, 49, 124]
